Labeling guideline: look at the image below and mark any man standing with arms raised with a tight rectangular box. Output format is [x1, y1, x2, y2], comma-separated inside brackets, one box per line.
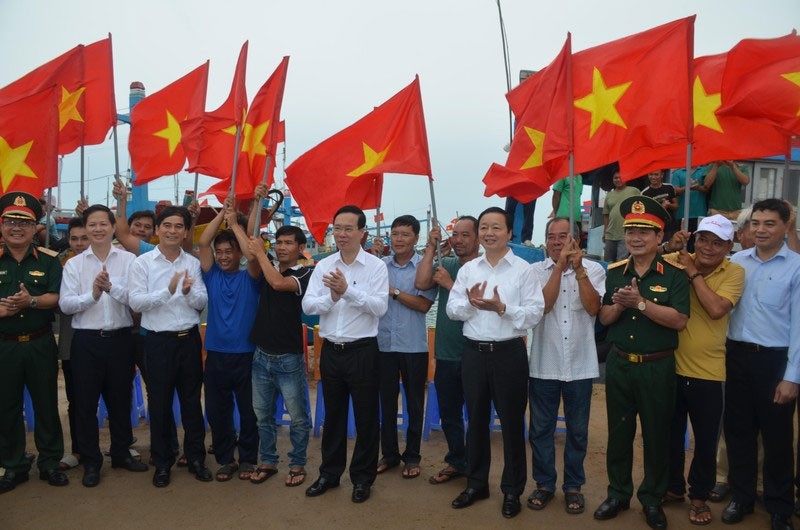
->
[303, 205, 388, 504]
[415, 216, 480, 485]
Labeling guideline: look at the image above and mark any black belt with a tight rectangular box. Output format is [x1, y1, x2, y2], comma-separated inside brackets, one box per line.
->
[74, 327, 132, 338]
[324, 337, 375, 352]
[148, 327, 197, 338]
[0, 327, 52, 342]
[466, 337, 523, 353]
[728, 339, 788, 354]
[612, 345, 674, 363]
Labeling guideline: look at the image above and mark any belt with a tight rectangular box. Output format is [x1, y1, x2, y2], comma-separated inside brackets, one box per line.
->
[0, 327, 52, 342]
[74, 327, 132, 338]
[728, 339, 788, 354]
[148, 327, 197, 338]
[323, 337, 375, 352]
[466, 337, 523, 353]
[613, 345, 673, 363]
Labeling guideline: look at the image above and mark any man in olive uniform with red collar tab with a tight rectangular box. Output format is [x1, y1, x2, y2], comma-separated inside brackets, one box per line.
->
[594, 195, 690, 530]
[0, 191, 67, 493]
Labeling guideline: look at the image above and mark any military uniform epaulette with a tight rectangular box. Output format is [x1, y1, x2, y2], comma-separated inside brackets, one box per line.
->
[36, 246, 59, 258]
[662, 255, 685, 270]
[607, 259, 629, 270]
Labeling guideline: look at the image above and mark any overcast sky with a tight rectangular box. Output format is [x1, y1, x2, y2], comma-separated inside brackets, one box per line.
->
[2, 0, 798, 243]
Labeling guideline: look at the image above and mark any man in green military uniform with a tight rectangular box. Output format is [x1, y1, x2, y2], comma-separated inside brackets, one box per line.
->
[593, 195, 690, 530]
[0, 191, 68, 493]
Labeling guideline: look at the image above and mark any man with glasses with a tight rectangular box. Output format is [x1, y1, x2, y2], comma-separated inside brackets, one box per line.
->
[0, 191, 68, 493]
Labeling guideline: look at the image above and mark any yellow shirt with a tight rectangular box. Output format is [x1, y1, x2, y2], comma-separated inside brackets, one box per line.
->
[674, 254, 744, 381]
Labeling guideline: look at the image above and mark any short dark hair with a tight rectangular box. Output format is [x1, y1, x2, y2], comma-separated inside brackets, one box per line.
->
[545, 216, 577, 238]
[276, 225, 307, 245]
[213, 229, 240, 251]
[478, 206, 512, 232]
[391, 214, 420, 235]
[456, 215, 479, 235]
[82, 204, 115, 226]
[333, 205, 366, 229]
[129, 209, 155, 225]
[752, 198, 791, 223]
[236, 213, 248, 230]
[156, 206, 192, 228]
[67, 217, 84, 236]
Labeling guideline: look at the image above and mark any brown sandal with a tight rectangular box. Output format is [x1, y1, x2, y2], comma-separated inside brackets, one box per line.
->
[428, 466, 462, 484]
[285, 468, 307, 487]
[402, 463, 420, 479]
[250, 465, 278, 484]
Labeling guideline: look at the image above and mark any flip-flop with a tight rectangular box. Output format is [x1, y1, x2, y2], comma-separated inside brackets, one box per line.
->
[402, 463, 421, 479]
[688, 502, 712, 526]
[377, 458, 399, 474]
[250, 465, 278, 484]
[428, 467, 462, 485]
[285, 468, 307, 487]
[214, 462, 238, 482]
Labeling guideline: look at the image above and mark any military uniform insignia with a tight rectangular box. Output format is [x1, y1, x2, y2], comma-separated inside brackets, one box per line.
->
[29, 271, 45, 277]
[13, 196, 26, 207]
[662, 255, 685, 270]
[650, 285, 668, 292]
[631, 201, 645, 215]
[36, 246, 59, 258]
[608, 259, 629, 270]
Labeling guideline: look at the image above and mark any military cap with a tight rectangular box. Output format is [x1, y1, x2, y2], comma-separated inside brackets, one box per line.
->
[619, 194, 671, 231]
[0, 191, 43, 222]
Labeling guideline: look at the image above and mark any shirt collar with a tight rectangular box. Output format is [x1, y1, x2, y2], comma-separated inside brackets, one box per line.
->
[623, 255, 665, 277]
[154, 245, 185, 263]
[478, 247, 514, 267]
[335, 247, 368, 266]
[388, 252, 421, 269]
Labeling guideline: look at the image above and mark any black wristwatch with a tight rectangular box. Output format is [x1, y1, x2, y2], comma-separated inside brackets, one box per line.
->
[392, 288, 401, 300]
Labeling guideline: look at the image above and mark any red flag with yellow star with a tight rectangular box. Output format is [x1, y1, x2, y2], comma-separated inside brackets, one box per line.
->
[0, 89, 59, 195]
[129, 63, 209, 185]
[570, 17, 694, 181]
[719, 32, 800, 136]
[0, 37, 116, 156]
[184, 42, 248, 178]
[483, 35, 571, 202]
[285, 76, 431, 243]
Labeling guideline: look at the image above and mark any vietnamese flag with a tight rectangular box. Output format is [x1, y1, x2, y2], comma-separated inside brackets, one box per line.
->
[0, 36, 117, 156]
[719, 32, 800, 136]
[483, 35, 571, 203]
[184, 42, 248, 178]
[570, 17, 694, 181]
[129, 63, 208, 184]
[285, 76, 431, 243]
[0, 89, 59, 195]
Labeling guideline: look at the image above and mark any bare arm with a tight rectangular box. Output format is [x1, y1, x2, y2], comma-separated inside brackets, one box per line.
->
[415, 226, 442, 290]
[112, 180, 142, 256]
[226, 210, 261, 280]
[245, 237, 297, 291]
[247, 183, 268, 237]
[677, 250, 733, 320]
[198, 203, 227, 273]
[390, 286, 433, 313]
[704, 162, 719, 190]
[726, 160, 750, 185]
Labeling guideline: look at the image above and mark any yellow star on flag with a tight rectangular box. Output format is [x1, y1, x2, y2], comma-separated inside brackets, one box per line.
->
[153, 110, 182, 156]
[693, 76, 723, 133]
[240, 120, 270, 168]
[574, 67, 632, 138]
[0, 136, 38, 192]
[58, 85, 85, 131]
[782, 71, 800, 116]
[223, 109, 249, 135]
[519, 127, 545, 170]
[347, 142, 390, 177]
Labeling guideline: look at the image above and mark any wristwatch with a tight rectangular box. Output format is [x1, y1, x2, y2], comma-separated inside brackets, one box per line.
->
[637, 299, 646, 311]
[29, 296, 37, 309]
[392, 288, 401, 300]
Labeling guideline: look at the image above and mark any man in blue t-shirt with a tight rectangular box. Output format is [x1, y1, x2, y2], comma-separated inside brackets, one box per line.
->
[198, 201, 261, 482]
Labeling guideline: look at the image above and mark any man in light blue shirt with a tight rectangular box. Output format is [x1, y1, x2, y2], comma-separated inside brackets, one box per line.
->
[377, 215, 435, 479]
[723, 199, 800, 530]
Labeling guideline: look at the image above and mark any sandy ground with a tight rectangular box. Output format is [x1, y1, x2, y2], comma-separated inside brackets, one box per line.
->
[1, 376, 775, 530]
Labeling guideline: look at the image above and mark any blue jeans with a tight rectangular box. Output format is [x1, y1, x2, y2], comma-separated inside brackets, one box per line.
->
[251, 348, 311, 468]
[529, 377, 592, 492]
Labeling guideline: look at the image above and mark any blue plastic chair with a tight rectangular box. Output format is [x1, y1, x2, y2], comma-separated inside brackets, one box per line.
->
[23, 386, 35, 432]
[312, 381, 356, 439]
[275, 380, 312, 427]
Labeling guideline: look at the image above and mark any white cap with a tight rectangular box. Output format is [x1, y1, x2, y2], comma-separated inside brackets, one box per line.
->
[696, 214, 734, 242]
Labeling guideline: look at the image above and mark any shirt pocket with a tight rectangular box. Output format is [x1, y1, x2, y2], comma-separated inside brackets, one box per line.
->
[25, 270, 48, 295]
[757, 276, 789, 308]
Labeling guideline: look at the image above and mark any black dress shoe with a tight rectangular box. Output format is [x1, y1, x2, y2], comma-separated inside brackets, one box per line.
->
[451, 487, 490, 509]
[82, 467, 101, 488]
[112, 457, 148, 472]
[643, 505, 667, 530]
[188, 461, 213, 482]
[152, 468, 170, 487]
[0, 470, 29, 494]
[771, 513, 794, 530]
[593, 497, 631, 520]
[305, 476, 340, 497]
[721, 500, 754, 524]
[39, 468, 69, 487]
[352, 483, 371, 503]
[502, 494, 522, 518]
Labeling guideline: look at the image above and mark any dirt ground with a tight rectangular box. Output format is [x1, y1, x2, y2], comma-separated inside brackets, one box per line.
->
[1, 376, 775, 530]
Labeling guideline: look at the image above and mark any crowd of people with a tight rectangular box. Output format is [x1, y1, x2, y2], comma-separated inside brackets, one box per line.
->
[0, 161, 799, 530]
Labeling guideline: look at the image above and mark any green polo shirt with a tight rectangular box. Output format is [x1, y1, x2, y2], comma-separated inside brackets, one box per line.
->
[0, 245, 61, 334]
[708, 165, 747, 211]
[603, 254, 690, 353]
[433, 257, 466, 362]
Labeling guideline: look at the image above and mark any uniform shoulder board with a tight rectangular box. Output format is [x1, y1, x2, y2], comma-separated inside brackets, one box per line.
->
[662, 255, 685, 270]
[607, 259, 628, 270]
[37, 246, 59, 258]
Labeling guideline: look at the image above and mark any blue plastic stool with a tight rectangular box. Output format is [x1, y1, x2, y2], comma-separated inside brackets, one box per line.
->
[378, 383, 409, 435]
[275, 380, 312, 427]
[23, 386, 35, 432]
[555, 415, 567, 434]
[146, 389, 182, 427]
[312, 381, 356, 439]
[422, 381, 467, 441]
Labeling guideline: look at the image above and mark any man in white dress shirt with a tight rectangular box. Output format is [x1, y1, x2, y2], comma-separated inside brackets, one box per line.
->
[129, 206, 209, 487]
[60, 205, 148, 488]
[303, 205, 389, 504]
[526, 217, 605, 514]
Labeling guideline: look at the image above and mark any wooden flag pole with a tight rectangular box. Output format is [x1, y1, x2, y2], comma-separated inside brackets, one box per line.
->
[229, 125, 243, 198]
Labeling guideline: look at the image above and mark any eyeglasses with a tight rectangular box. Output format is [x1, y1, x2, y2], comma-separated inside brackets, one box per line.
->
[332, 225, 360, 234]
[2, 218, 35, 228]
